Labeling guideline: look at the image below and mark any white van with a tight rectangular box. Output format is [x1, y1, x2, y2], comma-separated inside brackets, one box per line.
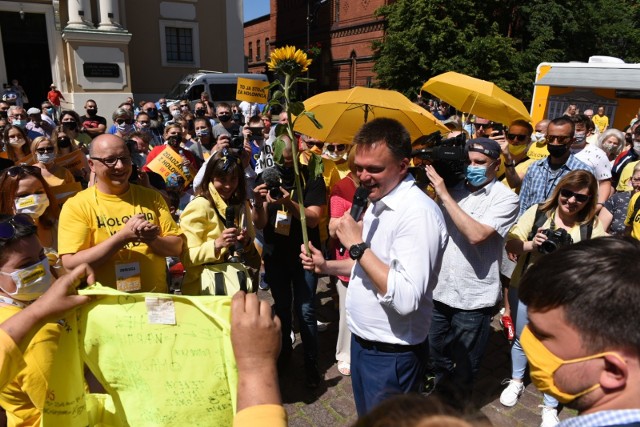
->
[165, 71, 269, 105]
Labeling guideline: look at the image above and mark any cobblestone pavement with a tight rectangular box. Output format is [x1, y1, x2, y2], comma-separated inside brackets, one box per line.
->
[264, 278, 577, 427]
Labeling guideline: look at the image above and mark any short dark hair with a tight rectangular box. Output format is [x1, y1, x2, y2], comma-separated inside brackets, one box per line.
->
[353, 118, 411, 161]
[509, 119, 533, 134]
[0, 214, 38, 265]
[520, 237, 640, 353]
[196, 150, 246, 206]
[549, 116, 575, 135]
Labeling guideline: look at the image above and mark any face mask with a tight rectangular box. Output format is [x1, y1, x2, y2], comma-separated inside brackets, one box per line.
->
[12, 119, 26, 129]
[465, 164, 490, 187]
[0, 258, 53, 302]
[218, 114, 231, 123]
[146, 109, 158, 119]
[574, 132, 586, 145]
[168, 135, 182, 146]
[117, 123, 134, 134]
[36, 152, 55, 164]
[195, 129, 209, 138]
[15, 194, 50, 219]
[86, 108, 97, 116]
[57, 137, 71, 149]
[508, 143, 527, 157]
[62, 121, 77, 131]
[547, 143, 569, 159]
[8, 137, 25, 147]
[195, 109, 206, 117]
[325, 150, 341, 160]
[520, 326, 623, 404]
[46, 108, 54, 115]
[633, 141, 640, 156]
[171, 110, 180, 118]
[531, 132, 545, 143]
[602, 142, 614, 153]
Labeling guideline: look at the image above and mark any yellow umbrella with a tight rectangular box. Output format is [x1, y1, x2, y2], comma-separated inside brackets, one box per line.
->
[294, 86, 448, 144]
[421, 71, 532, 125]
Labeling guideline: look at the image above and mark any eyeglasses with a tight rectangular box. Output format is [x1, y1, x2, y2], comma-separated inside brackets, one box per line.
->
[473, 123, 492, 128]
[36, 147, 55, 154]
[145, 108, 157, 113]
[507, 133, 528, 142]
[6, 165, 41, 178]
[559, 188, 591, 203]
[10, 114, 26, 119]
[547, 135, 572, 144]
[115, 119, 133, 125]
[631, 177, 640, 183]
[326, 144, 346, 152]
[90, 156, 132, 167]
[137, 121, 150, 126]
[0, 214, 35, 240]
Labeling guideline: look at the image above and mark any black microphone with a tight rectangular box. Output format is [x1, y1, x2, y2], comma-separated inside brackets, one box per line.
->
[339, 186, 371, 255]
[225, 206, 243, 263]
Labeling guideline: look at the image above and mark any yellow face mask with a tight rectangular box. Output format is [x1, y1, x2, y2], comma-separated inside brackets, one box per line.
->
[508, 143, 528, 157]
[520, 325, 624, 404]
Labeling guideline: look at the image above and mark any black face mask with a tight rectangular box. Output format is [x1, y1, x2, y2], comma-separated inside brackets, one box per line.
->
[86, 108, 97, 116]
[0, 111, 7, 120]
[547, 143, 569, 158]
[58, 137, 72, 148]
[195, 109, 206, 117]
[218, 114, 231, 123]
[62, 121, 77, 131]
[168, 135, 182, 147]
[146, 109, 158, 119]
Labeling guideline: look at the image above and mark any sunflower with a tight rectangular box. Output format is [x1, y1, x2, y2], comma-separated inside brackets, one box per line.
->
[267, 45, 312, 75]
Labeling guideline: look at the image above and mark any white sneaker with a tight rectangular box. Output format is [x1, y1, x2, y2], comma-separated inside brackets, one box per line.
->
[499, 379, 525, 407]
[540, 405, 559, 427]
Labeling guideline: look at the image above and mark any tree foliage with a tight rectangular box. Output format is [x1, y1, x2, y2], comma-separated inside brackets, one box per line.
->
[373, 0, 640, 101]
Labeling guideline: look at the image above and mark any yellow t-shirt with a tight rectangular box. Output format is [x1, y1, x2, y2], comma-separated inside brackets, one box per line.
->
[508, 204, 606, 287]
[0, 305, 64, 427]
[0, 328, 24, 390]
[616, 160, 639, 192]
[625, 192, 640, 239]
[58, 184, 182, 292]
[527, 141, 549, 161]
[592, 114, 609, 133]
[233, 405, 287, 427]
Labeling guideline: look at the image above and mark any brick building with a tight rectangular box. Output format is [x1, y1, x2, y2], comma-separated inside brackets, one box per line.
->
[244, 0, 391, 96]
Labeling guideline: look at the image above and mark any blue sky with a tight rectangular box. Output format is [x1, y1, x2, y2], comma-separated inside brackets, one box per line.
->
[244, 0, 270, 22]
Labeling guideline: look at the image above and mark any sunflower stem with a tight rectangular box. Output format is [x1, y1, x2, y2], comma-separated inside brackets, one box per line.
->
[283, 74, 311, 256]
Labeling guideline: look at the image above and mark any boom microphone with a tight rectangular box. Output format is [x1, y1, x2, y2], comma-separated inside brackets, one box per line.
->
[339, 186, 371, 255]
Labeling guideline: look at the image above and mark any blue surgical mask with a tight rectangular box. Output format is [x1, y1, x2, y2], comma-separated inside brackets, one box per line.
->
[117, 123, 134, 135]
[195, 129, 209, 138]
[12, 119, 26, 129]
[466, 165, 490, 187]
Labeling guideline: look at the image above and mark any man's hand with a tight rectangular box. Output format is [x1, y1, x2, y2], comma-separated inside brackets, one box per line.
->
[425, 164, 449, 198]
[29, 263, 95, 321]
[121, 214, 159, 244]
[213, 135, 230, 153]
[336, 212, 363, 249]
[266, 187, 290, 205]
[231, 292, 281, 373]
[300, 241, 327, 274]
[253, 183, 268, 205]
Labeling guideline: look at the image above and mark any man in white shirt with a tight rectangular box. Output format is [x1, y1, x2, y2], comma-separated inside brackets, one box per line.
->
[425, 138, 519, 405]
[301, 118, 448, 415]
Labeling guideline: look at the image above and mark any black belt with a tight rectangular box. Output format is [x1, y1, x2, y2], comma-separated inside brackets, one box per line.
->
[354, 335, 422, 353]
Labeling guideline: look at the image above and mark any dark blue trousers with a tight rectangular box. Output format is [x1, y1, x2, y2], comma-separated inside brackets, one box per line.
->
[350, 335, 425, 416]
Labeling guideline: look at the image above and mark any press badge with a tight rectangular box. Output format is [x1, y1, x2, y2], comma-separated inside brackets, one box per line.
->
[145, 297, 176, 325]
[115, 261, 141, 292]
[274, 209, 291, 236]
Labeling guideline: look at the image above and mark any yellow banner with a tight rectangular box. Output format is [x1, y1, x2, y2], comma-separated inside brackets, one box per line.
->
[145, 146, 195, 188]
[43, 285, 237, 426]
[236, 77, 269, 103]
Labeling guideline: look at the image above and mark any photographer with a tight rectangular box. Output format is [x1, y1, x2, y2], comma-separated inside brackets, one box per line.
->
[424, 138, 519, 405]
[498, 170, 604, 426]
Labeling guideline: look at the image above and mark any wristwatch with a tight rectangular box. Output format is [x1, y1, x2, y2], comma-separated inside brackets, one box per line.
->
[349, 242, 369, 261]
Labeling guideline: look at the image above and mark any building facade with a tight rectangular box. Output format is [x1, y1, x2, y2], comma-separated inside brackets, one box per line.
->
[0, 0, 243, 115]
[245, 0, 390, 96]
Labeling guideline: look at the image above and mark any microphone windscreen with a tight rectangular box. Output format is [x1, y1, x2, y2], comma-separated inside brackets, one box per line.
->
[261, 167, 281, 187]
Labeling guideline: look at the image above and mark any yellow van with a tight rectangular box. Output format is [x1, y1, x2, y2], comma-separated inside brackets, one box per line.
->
[530, 56, 640, 129]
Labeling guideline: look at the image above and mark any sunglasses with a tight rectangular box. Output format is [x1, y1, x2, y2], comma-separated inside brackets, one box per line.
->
[137, 121, 150, 125]
[90, 156, 132, 168]
[0, 214, 35, 240]
[326, 144, 346, 152]
[473, 123, 492, 128]
[507, 133, 528, 142]
[36, 147, 55, 154]
[145, 108, 157, 113]
[6, 165, 41, 178]
[547, 135, 572, 144]
[559, 188, 591, 203]
[306, 141, 324, 149]
[115, 119, 133, 125]
[10, 114, 26, 119]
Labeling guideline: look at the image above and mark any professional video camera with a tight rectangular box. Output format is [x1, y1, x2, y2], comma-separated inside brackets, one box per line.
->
[409, 131, 468, 187]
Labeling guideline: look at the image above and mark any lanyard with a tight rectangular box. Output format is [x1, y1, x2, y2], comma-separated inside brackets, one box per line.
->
[93, 186, 139, 256]
[0, 296, 28, 309]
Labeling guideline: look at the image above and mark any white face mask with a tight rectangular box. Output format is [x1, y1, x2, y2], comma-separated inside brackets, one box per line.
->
[8, 137, 25, 147]
[14, 194, 49, 219]
[0, 258, 53, 301]
[634, 141, 640, 156]
[531, 132, 545, 143]
[36, 152, 56, 164]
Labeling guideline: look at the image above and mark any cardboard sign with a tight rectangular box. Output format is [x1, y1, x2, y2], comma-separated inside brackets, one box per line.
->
[51, 181, 83, 204]
[145, 146, 195, 188]
[236, 77, 269, 103]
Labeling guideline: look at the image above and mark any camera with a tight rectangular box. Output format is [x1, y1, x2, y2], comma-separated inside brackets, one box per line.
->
[538, 228, 573, 254]
[230, 132, 244, 149]
[411, 131, 468, 187]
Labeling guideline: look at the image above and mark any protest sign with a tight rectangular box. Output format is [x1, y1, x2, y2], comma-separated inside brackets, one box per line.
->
[236, 77, 269, 104]
[145, 146, 195, 188]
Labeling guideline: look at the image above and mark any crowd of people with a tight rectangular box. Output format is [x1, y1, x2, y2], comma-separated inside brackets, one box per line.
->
[0, 82, 638, 427]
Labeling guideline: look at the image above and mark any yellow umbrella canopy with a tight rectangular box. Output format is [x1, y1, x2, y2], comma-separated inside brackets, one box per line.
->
[294, 86, 448, 145]
[421, 71, 532, 125]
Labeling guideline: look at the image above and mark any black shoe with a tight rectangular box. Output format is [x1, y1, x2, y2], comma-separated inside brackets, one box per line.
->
[305, 362, 321, 389]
